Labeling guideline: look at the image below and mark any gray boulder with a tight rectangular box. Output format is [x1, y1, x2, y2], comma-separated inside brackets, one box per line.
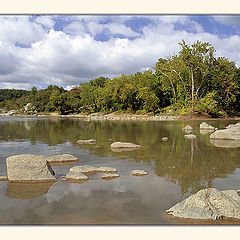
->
[6, 154, 57, 182]
[166, 188, 240, 220]
[110, 142, 141, 149]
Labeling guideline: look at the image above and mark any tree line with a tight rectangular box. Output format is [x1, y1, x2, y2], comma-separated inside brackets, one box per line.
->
[1, 40, 240, 117]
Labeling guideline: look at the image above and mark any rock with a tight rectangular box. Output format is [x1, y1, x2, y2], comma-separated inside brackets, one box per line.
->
[6, 182, 54, 199]
[166, 188, 240, 220]
[77, 139, 96, 144]
[210, 139, 240, 148]
[200, 129, 215, 135]
[69, 165, 117, 175]
[162, 137, 168, 141]
[66, 171, 89, 183]
[200, 122, 216, 130]
[46, 154, 79, 163]
[226, 122, 240, 129]
[100, 173, 120, 180]
[131, 170, 148, 176]
[0, 176, 8, 181]
[88, 113, 106, 120]
[110, 142, 141, 149]
[184, 134, 196, 139]
[210, 128, 240, 140]
[182, 125, 193, 130]
[6, 154, 57, 182]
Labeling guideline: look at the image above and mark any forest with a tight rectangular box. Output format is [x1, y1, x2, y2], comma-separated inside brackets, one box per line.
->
[1, 40, 240, 117]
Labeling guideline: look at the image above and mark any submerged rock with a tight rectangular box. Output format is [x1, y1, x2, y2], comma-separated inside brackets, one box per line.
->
[200, 122, 217, 130]
[184, 134, 196, 139]
[210, 139, 240, 148]
[100, 173, 120, 180]
[162, 137, 168, 141]
[166, 188, 240, 220]
[77, 139, 96, 144]
[110, 142, 141, 149]
[6, 154, 57, 182]
[66, 171, 89, 183]
[69, 165, 117, 175]
[46, 154, 79, 163]
[0, 176, 8, 181]
[131, 170, 148, 176]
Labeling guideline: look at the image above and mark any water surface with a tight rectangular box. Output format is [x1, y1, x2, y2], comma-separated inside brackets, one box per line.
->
[0, 117, 240, 224]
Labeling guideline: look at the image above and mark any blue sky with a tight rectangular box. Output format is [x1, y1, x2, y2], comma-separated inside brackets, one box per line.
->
[0, 15, 240, 90]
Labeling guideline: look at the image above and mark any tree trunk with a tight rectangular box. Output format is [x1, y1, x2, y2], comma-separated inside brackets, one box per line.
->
[191, 67, 194, 112]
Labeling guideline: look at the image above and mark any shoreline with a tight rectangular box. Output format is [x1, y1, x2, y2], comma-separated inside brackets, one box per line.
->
[1, 112, 240, 121]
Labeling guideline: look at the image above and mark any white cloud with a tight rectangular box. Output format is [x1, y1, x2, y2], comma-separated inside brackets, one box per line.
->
[213, 16, 240, 27]
[0, 15, 240, 90]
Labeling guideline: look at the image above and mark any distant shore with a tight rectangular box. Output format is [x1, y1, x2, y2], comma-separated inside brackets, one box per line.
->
[1, 112, 240, 121]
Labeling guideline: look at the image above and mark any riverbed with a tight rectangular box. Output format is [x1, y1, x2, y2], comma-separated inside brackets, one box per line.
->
[0, 117, 240, 224]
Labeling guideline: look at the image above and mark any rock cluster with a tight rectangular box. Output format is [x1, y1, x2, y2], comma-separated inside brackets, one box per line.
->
[166, 188, 240, 220]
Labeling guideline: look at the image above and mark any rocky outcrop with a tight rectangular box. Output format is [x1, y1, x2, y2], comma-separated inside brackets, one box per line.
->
[200, 122, 217, 130]
[131, 170, 148, 176]
[69, 165, 117, 175]
[166, 188, 240, 220]
[77, 139, 96, 144]
[184, 134, 196, 139]
[46, 154, 79, 163]
[66, 171, 89, 183]
[6, 154, 57, 182]
[100, 173, 120, 180]
[110, 142, 141, 149]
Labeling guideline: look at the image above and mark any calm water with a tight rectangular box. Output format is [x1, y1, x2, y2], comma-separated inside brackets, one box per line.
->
[0, 117, 240, 225]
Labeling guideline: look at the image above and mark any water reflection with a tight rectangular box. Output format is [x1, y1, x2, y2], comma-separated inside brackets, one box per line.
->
[1, 118, 240, 224]
[6, 182, 55, 199]
[210, 139, 240, 148]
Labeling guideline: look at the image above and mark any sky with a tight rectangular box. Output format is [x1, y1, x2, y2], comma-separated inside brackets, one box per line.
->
[0, 15, 240, 90]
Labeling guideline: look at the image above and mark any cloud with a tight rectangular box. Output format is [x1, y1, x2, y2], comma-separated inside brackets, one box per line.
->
[213, 15, 240, 27]
[0, 15, 240, 90]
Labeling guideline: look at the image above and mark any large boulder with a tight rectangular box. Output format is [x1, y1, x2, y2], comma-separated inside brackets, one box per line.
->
[110, 142, 141, 149]
[200, 122, 217, 130]
[6, 154, 57, 182]
[166, 188, 240, 220]
[210, 128, 240, 140]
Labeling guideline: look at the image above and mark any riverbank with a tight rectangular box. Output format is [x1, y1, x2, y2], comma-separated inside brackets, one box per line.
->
[1, 111, 240, 121]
